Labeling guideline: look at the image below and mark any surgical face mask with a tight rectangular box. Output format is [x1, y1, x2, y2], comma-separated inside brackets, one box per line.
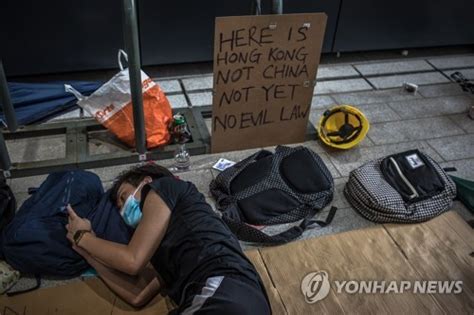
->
[120, 182, 145, 228]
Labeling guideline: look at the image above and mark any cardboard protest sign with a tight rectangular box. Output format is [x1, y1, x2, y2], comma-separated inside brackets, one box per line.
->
[211, 13, 327, 153]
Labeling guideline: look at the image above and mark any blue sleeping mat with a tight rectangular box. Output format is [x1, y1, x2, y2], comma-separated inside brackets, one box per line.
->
[0, 81, 101, 125]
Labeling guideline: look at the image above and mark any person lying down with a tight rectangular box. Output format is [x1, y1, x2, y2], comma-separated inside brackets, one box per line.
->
[65, 164, 271, 314]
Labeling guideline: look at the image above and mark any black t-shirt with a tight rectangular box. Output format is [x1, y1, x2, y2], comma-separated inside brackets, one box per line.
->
[140, 177, 261, 304]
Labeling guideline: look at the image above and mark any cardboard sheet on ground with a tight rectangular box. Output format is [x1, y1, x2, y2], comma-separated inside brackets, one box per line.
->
[1, 211, 472, 314]
[211, 13, 327, 153]
[0, 277, 174, 315]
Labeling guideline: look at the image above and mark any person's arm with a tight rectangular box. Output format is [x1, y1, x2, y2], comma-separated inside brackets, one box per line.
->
[75, 245, 160, 308]
[67, 189, 171, 275]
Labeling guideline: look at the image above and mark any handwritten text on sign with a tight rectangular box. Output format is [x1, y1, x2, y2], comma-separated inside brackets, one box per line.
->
[211, 13, 327, 153]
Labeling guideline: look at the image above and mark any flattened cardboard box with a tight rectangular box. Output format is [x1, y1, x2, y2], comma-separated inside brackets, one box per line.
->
[0, 251, 285, 315]
[1, 211, 472, 314]
[0, 278, 172, 315]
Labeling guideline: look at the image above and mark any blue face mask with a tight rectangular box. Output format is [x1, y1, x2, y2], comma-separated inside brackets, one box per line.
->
[120, 183, 144, 228]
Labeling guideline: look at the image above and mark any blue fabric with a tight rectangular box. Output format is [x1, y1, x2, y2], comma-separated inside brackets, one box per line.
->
[0, 81, 101, 125]
[81, 268, 98, 278]
[0, 170, 132, 276]
[89, 188, 133, 246]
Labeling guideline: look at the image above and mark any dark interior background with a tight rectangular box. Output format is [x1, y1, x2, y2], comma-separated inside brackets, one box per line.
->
[1, 0, 473, 76]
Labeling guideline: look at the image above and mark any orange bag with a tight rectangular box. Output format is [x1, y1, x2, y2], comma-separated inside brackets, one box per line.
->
[65, 50, 172, 149]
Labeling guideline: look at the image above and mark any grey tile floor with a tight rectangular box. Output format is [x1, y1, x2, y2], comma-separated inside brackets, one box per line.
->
[4, 52, 474, 292]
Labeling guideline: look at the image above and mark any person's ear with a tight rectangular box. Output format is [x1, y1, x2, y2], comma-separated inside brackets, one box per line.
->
[144, 176, 153, 184]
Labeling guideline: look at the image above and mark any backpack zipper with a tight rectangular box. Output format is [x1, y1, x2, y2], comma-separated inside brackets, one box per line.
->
[389, 157, 419, 200]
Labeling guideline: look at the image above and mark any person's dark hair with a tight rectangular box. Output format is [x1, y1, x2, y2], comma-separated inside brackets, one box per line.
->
[110, 163, 173, 204]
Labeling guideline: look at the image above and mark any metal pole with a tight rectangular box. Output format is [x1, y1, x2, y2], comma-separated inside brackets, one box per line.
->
[122, 0, 146, 154]
[271, 0, 283, 14]
[251, 0, 262, 15]
[0, 60, 18, 132]
[0, 131, 11, 172]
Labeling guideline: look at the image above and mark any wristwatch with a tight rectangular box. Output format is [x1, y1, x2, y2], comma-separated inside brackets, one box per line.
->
[73, 230, 90, 246]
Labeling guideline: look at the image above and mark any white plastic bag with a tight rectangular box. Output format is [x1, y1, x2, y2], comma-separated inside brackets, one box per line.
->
[66, 50, 172, 148]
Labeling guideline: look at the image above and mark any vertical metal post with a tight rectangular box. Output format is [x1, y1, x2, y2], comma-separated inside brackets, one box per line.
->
[271, 0, 283, 14]
[251, 0, 262, 15]
[0, 60, 18, 132]
[122, 0, 147, 154]
[0, 131, 11, 173]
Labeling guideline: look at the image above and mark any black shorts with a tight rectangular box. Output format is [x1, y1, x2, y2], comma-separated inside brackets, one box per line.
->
[172, 274, 271, 315]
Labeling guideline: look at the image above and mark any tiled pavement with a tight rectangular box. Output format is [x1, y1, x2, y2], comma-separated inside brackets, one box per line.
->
[5, 53, 474, 290]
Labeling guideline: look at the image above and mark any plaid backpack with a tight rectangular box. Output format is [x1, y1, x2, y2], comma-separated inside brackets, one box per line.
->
[210, 146, 336, 245]
[344, 149, 457, 223]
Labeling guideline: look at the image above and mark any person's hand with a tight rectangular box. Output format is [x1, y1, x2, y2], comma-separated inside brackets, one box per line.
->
[65, 204, 93, 244]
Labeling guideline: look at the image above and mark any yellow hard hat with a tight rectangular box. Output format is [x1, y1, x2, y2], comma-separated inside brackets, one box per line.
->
[318, 105, 369, 149]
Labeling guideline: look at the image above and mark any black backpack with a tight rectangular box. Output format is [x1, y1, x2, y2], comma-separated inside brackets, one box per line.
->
[0, 175, 15, 232]
[210, 146, 336, 245]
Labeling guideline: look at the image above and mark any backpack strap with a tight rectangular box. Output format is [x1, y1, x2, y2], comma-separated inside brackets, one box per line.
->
[222, 204, 337, 245]
[443, 167, 457, 172]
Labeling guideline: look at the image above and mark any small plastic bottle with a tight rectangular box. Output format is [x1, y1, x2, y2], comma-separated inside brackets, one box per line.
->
[172, 114, 191, 171]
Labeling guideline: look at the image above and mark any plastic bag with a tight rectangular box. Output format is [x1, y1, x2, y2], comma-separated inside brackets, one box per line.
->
[0, 260, 20, 294]
[65, 50, 172, 149]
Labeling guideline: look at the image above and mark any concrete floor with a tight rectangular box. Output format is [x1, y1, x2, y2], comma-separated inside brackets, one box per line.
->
[4, 51, 474, 292]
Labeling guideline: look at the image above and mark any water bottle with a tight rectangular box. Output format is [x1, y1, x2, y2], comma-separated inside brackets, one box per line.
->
[173, 114, 191, 171]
